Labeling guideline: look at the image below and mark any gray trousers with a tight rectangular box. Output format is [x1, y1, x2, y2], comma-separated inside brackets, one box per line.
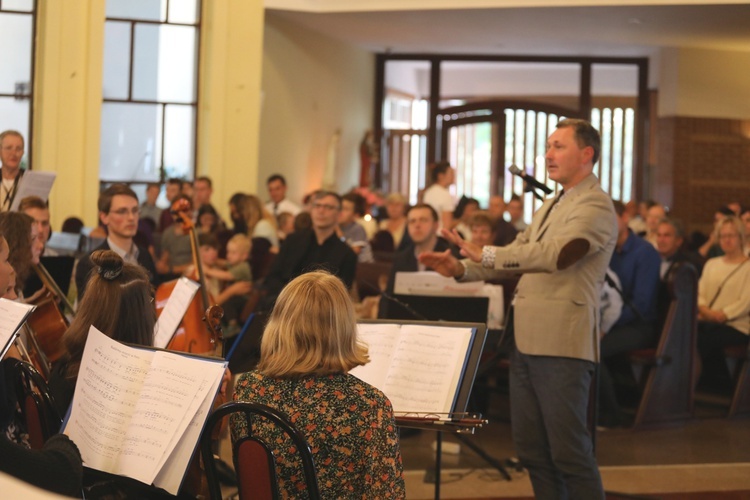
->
[510, 348, 604, 500]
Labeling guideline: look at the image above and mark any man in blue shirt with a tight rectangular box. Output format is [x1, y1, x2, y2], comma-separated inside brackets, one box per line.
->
[599, 200, 661, 427]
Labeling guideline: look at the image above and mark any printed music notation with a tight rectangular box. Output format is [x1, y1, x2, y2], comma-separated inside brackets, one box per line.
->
[350, 323, 474, 414]
[0, 298, 36, 358]
[62, 327, 226, 495]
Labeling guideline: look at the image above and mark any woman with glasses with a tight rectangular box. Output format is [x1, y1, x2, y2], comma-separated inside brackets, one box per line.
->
[696, 216, 750, 390]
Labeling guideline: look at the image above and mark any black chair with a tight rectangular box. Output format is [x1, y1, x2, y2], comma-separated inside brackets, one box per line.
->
[9, 359, 62, 449]
[201, 401, 321, 500]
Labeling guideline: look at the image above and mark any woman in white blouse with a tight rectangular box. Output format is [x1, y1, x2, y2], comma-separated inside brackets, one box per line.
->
[696, 216, 750, 388]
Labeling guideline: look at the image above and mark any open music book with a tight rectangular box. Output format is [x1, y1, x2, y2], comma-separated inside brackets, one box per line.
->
[61, 327, 227, 495]
[0, 298, 36, 359]
[350, 321, 483, 415]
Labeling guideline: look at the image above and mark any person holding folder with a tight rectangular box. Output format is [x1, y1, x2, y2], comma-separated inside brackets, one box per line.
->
[421, 119, 617, 499]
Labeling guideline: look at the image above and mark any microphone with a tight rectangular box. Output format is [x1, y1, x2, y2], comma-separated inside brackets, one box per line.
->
[508, 165, 553, 195]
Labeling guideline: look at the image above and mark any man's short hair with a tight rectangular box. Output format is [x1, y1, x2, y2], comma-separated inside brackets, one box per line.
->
[266, 174, 286, 186]
[658, 217, 685, 239]
[556, 118, 601, 165]
[407, 203, 439, 222]
[18, 195, 47, 212]
[98, 184, 139, 214]
[0, 130, 24, 147]
[166, 177, 183, 188]
[194, 176, 212, 188]
[468, 211, 494, 230]
[146, 182, 160, 191]
[311, 190, 342, 209]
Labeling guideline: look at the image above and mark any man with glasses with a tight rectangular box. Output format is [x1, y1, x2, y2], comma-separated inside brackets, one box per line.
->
[75, 183, 156, 300]
[0, 130, 26, 212]
[261, 190, 356, 310]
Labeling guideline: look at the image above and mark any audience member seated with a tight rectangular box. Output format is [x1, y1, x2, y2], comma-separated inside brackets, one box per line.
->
[626, 199, 647, 236]
[487, 195, 518, 246]
[76, 184, 157, 300]
[158, 177, 184, 232]
[339, 193, 374, 263]
[198, 233, 253, 333]
[467, 211, 496, 248]
[156, 194, 195, 280]
[598, 200, 661, 427]
[655, 217, 704, 323]
[378, 203, 457, 319]
[139, 182, 161, 225]
[61, 217, 84, 234]
[698, 205, 735, 259]
[261, 190, 357, 311]
[197, 203, 221, 236]
[643, 202, 666, 248]
[231, 271, 405, 498]
[696, 216, 750, 392]
[50, 250, 155, 417]
[230, 193, 279, 251]
[265, 173, 301, 219]
[276, 211, 295, 243]
[453, 196, 479, 240]
[741, 206, 750, 256]
[506, 194, 527, 232]
[379, 192, 410, 251]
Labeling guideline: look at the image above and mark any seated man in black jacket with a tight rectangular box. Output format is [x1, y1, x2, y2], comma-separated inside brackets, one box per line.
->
[261, 190, 357, 311]
[378, 203, 458, 318]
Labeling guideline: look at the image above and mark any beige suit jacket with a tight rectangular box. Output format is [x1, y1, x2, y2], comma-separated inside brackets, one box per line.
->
[462, 174, 616, 362]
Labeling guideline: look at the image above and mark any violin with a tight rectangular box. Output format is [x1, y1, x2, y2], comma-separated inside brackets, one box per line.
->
[25, 262, 75, 365]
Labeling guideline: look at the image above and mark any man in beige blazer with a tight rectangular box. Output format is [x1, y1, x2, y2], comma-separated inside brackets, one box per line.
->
[421, 118, 616, 499]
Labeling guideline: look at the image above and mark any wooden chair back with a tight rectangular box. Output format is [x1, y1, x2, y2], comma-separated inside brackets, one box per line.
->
[201, 401, 320, 500]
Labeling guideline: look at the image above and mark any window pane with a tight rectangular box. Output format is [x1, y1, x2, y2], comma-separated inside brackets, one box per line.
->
[132, 24, 197, 103]
[163, 105, 194, 180]
[106, 0, 165, 21]
[168, 0, 200, 24]
[0, 97, 29, 165]
[102, 21, 131, 100]
[100, 103, 162, 182]
[2, 0, 34, 11]
[0, 14, 32, 95]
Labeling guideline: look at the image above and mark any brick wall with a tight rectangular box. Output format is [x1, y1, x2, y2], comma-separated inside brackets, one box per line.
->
[655, 116, 750, 236]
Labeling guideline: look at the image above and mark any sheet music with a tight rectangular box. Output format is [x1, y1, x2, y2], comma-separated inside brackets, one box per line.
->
[63, 327, 154, 473]
[351, 323, 474, 414]
[119, 351, 222, 487]
[153, 360, 226, 494]
[350, 323, 402, 389]
[0, 298, 35, 358]
[153, 277, 200, 348]
[383, 325, 473, 413]
[9, 171, 56, 211]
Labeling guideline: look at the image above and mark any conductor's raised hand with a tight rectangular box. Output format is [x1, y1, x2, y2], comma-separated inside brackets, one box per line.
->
[418, 249, 463, 278]
[440, 228, 483, 263]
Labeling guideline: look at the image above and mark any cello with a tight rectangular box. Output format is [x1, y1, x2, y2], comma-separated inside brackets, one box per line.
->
[155, 199, 217, 355]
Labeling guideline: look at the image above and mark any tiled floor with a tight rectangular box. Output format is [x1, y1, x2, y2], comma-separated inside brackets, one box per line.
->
[399, 391, 750, 499]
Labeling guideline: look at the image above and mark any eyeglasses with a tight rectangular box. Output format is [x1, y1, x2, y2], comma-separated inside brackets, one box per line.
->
[1, 146, 24, 153]
[311, 203, 339, 211]
[110, 207, 140, 216]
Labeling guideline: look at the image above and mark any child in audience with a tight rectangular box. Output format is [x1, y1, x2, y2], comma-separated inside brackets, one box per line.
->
[202, 234, 253, 334]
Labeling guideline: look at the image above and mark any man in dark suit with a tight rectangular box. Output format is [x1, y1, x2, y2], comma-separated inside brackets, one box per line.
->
[377, 203, 457, 319]
[261, 190, 356, 310]
[75, 184, 156, 300]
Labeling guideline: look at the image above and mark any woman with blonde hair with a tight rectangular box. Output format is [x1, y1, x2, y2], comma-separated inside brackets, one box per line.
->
[696, 216, 750, 389]
[231, 271, 405, 498]
[230, 193, 279, 250]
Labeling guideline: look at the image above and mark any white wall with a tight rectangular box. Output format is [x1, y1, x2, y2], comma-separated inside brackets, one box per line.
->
[658, 47, 750, 119]
[259, 12, 375, 204]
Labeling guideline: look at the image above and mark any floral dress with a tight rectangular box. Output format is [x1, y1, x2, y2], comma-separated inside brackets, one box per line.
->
[231, 371, 405, 499]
